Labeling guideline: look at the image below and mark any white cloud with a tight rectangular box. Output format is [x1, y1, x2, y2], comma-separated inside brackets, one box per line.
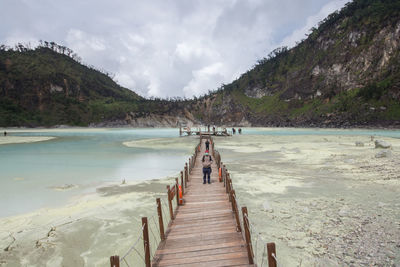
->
[183, 62, 225, 97]
[3, 34, 38, 48]
[0, 0, 351, 98]
[66, 29, 106, 52]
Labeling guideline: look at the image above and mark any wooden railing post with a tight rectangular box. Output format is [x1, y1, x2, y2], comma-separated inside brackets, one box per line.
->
[142, 217, 151, 267]
[156, 198, 165, 241]
[110, 255, 120, 267]
[228, 175, 233, 202]
[180, 171, 185, 194]
[227, 173, 231, 197]
[166, 185, 174, 220]
[220, 162, 224, 185]
[185, 163, 188, 183]
[231, 190, 242, 232]
[267, 242, 277, 267]
[225, 170, 228, 193]
[223, 165, 227, 190]
[242, 207, 254, 264]
[175, 178, 180, 206]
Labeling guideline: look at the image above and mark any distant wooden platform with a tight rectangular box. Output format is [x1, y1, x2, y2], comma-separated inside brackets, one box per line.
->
[152, 138, 252, 267]
[179, 127, 231, 137]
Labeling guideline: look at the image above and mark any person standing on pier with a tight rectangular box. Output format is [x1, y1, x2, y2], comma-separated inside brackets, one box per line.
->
[205, 139, 210, 150]
[202, 151, 213, 184]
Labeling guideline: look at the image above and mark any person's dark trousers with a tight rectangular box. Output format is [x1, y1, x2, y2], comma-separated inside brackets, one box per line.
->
[203, 167, 211, 184]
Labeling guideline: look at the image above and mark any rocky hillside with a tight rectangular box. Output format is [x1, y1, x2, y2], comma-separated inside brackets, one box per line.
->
[1, 0, 400, 127]
[194, 0, 400, 127]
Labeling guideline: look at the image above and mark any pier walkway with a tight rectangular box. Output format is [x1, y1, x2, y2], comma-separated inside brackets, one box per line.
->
[152, 138, 249, 266]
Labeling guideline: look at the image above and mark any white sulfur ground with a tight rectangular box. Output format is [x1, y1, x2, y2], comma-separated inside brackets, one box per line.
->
[217, 134, 400, 266]
[0, 178, 178, 267]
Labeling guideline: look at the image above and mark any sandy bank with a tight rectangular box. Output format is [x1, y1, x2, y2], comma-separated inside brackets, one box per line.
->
[123, 136, 197, 151]
[0, 136, 56, 145]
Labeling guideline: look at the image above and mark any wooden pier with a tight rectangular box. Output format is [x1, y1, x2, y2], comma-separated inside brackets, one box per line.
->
[110, 137, 277, 267]
[152, 138, 249, 266]
[179, 126, 231, 137]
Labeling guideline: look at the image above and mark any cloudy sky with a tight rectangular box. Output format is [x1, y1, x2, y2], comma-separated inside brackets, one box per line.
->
[1, 0, 350, 98]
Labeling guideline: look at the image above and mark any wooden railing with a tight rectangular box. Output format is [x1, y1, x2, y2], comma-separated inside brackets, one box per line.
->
[217, 146, 278, 267]
[109, 136, 278, 267]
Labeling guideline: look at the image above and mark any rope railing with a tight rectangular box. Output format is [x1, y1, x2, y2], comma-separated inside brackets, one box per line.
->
[115, 224, 145, 267]
[227, 171, 278, 267]
[110, 195, 175, 267]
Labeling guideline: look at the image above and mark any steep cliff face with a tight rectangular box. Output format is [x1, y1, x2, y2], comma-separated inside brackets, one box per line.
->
[275, 20, 400, 101]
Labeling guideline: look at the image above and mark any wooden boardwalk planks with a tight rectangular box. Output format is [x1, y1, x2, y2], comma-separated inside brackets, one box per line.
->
[152, 138, 253, 267]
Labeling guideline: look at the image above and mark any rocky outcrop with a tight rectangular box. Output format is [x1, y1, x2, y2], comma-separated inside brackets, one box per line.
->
[375, 150, 391, 158]
[374, 140, 392, 149]
[127, 114, 198, 127]
[91, 113, 199, 127]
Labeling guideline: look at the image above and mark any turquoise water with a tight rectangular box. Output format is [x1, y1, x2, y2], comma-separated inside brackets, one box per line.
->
[1, 127, 399, 218]
[0, 128, 192, 217]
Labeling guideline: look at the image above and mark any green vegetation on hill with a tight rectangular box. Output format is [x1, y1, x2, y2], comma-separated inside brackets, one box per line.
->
[0, 46, 143, 126]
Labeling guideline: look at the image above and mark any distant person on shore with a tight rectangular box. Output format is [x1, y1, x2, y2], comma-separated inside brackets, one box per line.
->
[202, 150, 213, 184]
[212, 126, 216, 134]
[232, 128, 236, 134]
[205, 139, 210, 150]
[238, 128, 242, 134]
[3, 131, 6, 136]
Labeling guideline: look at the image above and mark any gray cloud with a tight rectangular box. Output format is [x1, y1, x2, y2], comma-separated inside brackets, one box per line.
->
[0, 0, 349, 98]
